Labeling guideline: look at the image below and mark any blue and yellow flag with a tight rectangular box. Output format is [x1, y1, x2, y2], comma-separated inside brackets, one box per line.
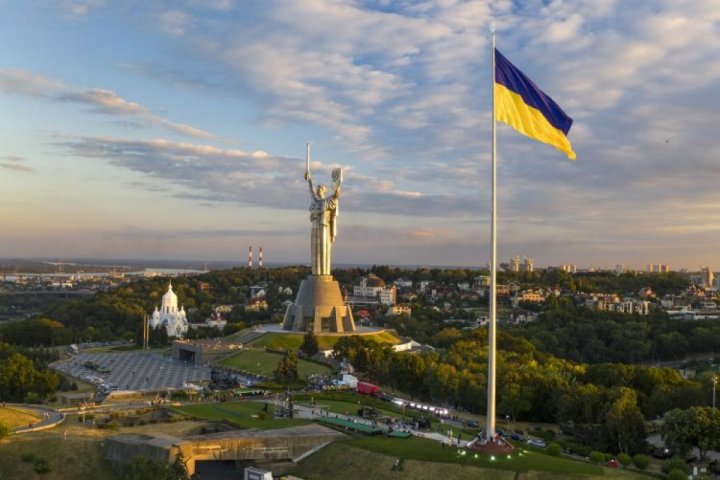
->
[495, 48, 576, 160]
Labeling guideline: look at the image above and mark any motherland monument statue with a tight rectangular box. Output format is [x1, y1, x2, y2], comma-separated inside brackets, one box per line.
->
[282, 144, 356, 333]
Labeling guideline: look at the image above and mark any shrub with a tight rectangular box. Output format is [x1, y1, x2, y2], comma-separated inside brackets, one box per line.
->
[21, 453, 36, 462]
[589, 451, 605, 464]
[546, 443, 562, 456]
[533, 429, 556, 440]
[618, 453, 631, 467]
[563, 440, 593, 457]
[632, 454, 649, 470]
[0, 422, 10, 439]
[667, 468, 687, 480]
[662, 457, 687, 474]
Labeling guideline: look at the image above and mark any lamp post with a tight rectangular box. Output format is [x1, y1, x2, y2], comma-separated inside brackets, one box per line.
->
[506, 414, 511, 433]
[713, 375, 717, 409]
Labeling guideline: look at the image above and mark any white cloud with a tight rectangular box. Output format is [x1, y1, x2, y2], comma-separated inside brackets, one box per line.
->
[0, 70, 215, 139]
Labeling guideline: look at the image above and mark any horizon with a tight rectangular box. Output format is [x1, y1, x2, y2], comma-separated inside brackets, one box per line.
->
[0, 255, 705, 274]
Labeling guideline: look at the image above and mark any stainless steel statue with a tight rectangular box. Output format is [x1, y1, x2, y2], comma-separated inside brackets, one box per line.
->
[305, 166, 341, 276]
[282, 144, 355, 333]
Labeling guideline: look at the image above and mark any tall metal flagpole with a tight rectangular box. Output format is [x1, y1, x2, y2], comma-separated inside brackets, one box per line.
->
[486, 23, 497, 442]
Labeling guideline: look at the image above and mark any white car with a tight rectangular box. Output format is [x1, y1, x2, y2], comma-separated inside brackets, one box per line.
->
[527, 438, 546, 448]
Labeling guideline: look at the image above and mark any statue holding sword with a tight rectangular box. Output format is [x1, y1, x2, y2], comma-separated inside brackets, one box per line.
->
[304, 143, 342, 276]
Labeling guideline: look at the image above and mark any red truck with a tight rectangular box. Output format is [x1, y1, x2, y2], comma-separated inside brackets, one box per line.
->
[356, 381, 380, 396]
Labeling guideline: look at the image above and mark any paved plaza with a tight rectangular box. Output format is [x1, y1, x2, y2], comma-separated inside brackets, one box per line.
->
[52, 352, 211, 392]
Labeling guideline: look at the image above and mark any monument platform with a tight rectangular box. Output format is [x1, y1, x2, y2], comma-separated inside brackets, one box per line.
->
[282, 275, 355, 333]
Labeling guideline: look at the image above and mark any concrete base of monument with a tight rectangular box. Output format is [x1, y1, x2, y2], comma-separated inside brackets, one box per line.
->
[282, 274, 356, 333]
[256, 324, 384, 335]
[467, 437, 515, 454]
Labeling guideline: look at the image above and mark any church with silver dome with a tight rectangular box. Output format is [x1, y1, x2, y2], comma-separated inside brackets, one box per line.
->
[149, 281, 188, 338]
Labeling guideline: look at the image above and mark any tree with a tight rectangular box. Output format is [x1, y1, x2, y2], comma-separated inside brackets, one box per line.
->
[661, 407, 720, 460]
[168, 451, 189, 480]
[300, 329, 319, 357]
[604, 387, 647, 454]
[0, 353, 58, 402]
[274, 351, 299, 384]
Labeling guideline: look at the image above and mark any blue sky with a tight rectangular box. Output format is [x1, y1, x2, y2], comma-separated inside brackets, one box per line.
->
[1, 0, 720, 270]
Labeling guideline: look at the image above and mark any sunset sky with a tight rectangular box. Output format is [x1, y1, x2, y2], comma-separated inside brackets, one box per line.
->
[1, 0, 720, 270]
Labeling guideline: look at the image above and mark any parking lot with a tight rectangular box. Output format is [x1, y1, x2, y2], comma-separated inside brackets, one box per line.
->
[52, 351, 211, 393]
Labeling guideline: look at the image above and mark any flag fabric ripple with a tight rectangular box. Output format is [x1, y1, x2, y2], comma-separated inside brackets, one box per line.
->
[495, 48, 576, 160]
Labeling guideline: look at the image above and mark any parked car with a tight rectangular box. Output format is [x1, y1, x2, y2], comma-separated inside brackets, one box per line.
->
[464, 419, 479, 428]
[527, 438, 546, 448]
[509, 432, 526, 442]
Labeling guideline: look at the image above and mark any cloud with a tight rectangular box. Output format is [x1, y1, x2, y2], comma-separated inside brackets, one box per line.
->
[0, 70, 215, 139]
[0, 155, 33, 172]
[51, 0, 106, 18]
[58, 135, 481, 218]
[157, 10, 193, 36]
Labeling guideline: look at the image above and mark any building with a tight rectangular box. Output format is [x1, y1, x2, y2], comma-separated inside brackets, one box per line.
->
[245, 297, 268, 311]
[150, 281, 188, 338]
[647, 263, 671, 273]
[522, 257, 534, 273]
[387, 305, 411, 317]
[700, 267, 714, 288]
[190, 312, 227, 331]
[353, 274, 397, 305]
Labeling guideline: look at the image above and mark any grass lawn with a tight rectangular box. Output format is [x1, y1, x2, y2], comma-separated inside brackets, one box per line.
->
[0, 436, 117, 480]
[174, 401, 311, 430]
[291, 440, 652, 480]
[248, 330, 401, 350]
[0, 405, 40, 428]
[217, 349, 333, 378]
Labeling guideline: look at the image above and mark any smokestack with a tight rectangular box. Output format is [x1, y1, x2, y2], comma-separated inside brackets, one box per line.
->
[259, 246, 264, 268]
[248, 246, 253, 268]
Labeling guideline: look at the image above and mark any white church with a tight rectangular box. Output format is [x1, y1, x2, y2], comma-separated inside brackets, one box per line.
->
[150, 281, 188, 338]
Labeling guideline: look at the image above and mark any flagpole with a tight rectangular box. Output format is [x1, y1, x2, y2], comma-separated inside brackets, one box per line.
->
[486, 22, 497, 443]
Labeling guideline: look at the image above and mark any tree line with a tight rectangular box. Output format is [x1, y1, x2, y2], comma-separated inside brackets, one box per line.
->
[333, 330, 716, 454]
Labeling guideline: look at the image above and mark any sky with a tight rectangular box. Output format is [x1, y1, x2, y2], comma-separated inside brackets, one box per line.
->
[1, 0, 720, 271]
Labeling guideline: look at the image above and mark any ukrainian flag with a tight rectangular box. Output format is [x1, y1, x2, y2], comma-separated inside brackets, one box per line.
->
[495, 48, 576, 160]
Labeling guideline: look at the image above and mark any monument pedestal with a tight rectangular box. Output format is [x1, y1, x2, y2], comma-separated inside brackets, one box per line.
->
[282, 275, 355, 333]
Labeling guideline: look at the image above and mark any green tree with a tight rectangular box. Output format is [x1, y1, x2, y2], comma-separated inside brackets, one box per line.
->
[0, 353, 58, 402]
[300, 329, 319, 357]
[168, 451, 189, 480]
[604, 387, 646, 454]
[274, 350, 299, 384]
[661, 407, 720, 460]
[617, 453, 631, 467]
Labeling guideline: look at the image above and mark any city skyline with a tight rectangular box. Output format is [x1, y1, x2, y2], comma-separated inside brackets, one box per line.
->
[2, 1, 720, 269]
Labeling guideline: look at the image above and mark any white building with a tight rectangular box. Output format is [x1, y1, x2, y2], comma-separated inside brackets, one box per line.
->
[150, 281, 188, 338]
[353, 274, 397, 305]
